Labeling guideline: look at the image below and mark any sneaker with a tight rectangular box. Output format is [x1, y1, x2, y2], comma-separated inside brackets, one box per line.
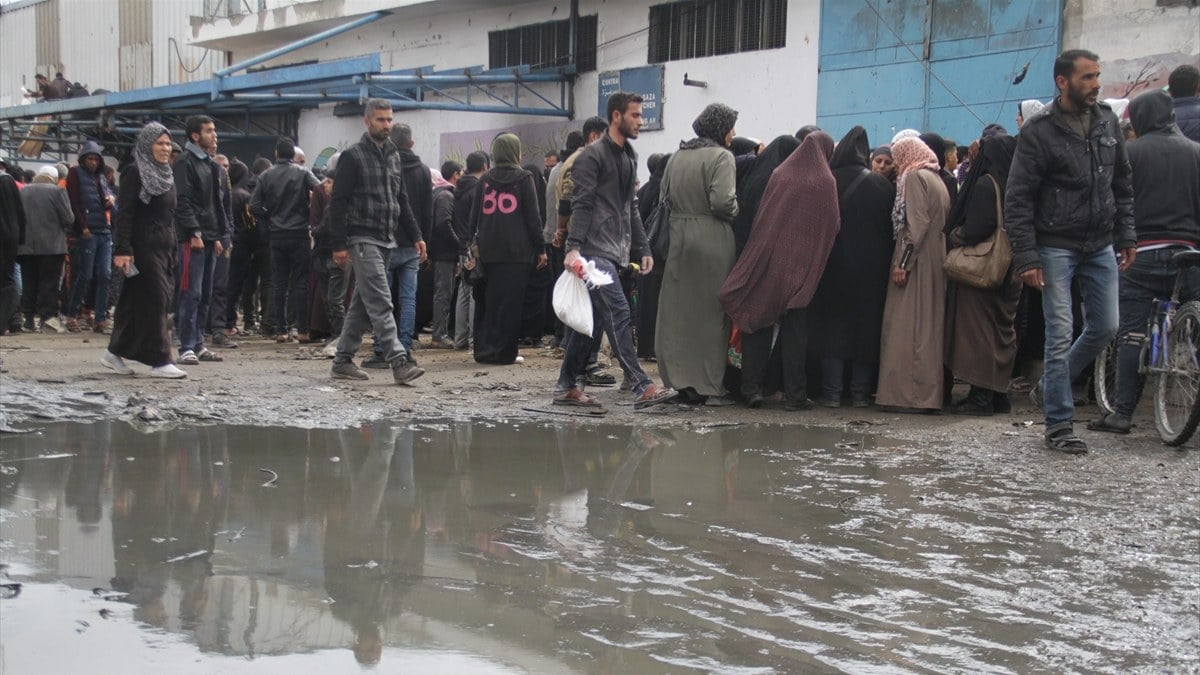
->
[42, 316, 65, 333]
[276, 333, 290, 343]
[430, 338, 455, 349]
[101, 351, 134, 375]
[816, 396, 842, 409]
[93, 320, 111, 335]
[361, 355, 390, 369]
[150, 363, 188, 379]
[65, 317, 82, 333]
[288, 328, 299, 342]
[1045, 427, 1088, 455]
[179, 350, 200, 365]
[634, 384, 677, 410]
[746, 394, 765, 409]
[392, 358, 425, 385]
[332, 361, 369, 380]
[585, 369, 617, 387]
[785, 397, 814, 412]
[321, 341, 338, 358]
[850, 394, 872, 409]
[515, 355, 525, 364]
[212, 332, 239, 349]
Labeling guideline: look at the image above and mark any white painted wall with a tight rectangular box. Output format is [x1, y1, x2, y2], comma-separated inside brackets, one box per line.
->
[0, 4, 38, 108]
[245, 0, 822, 181]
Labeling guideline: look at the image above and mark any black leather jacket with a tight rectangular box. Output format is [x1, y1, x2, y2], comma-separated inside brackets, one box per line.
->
[1005, 98, 1136, 274]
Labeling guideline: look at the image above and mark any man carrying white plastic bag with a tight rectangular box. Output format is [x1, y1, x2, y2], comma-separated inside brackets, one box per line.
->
[552, 91, 676, 412]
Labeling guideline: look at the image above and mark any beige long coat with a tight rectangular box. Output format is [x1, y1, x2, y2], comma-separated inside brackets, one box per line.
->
[876, 169, 950, 410]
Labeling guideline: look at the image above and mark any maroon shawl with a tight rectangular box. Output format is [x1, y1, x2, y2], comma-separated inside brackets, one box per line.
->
[719, 133, 840, 333]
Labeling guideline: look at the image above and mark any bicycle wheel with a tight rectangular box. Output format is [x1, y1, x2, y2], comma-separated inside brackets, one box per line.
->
[1093, 340, 1119, 414]
[1154, 301, 1200, 446]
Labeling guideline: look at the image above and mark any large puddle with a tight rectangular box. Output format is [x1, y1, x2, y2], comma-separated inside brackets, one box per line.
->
[1, 420, 1196, 673]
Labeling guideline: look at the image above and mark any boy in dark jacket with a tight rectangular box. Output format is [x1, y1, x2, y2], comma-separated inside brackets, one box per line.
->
[65, 140, 116, 332]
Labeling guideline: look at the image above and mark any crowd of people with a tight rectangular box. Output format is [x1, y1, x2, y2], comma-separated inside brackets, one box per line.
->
[1, 54, 1198, 453]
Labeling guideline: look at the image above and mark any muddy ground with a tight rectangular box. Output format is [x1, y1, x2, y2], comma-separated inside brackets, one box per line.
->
[0, 329, 1194, 451]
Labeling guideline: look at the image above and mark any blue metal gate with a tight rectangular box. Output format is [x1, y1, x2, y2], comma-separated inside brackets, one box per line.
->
[817, 0, 1061, 146]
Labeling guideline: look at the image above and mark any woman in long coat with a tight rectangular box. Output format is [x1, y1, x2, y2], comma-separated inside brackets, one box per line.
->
[103, 122, 187, 378]
[944, 134, 1021, 414]
[876, 137, 950, 412]
[655, 104, 740, 403]
[808, 126, 896, 407]
[719, 133, 840, 410]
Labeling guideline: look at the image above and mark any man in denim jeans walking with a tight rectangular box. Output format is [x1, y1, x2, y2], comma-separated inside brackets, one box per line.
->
[1005, 50, 1137, 454]
[553, 91, 675, 412]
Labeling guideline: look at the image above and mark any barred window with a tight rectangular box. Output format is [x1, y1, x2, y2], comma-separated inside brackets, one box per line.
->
[488, 15, 598, 73]
[648, 0, 787, 64]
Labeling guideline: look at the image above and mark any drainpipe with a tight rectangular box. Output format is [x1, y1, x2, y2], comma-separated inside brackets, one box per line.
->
[568, 0, 578, 118]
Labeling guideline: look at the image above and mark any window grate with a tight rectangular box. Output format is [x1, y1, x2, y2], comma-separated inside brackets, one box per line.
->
[488, 15, 598, 73]
[648, 0, 787, 64]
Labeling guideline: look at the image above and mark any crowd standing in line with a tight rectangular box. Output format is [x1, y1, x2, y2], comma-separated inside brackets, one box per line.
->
[1, 58, 1199, 454]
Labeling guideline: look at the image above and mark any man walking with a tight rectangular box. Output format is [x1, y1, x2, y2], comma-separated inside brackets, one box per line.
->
[1005, 50, 1137, 454]
[1089, 90, 1200, 434]
[173, 115, 231, 364]
[327, 99, 424, 385]
[553, 92, 675, 411]
[251, 137, 320, 344]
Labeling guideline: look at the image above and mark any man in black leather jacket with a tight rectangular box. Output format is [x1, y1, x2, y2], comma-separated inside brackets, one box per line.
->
[1004, 49, 1137, 454]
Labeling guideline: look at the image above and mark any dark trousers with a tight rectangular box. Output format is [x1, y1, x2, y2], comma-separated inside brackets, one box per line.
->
[741, 308, 808, 401]
[225, 239, 252, 329]
[17, 254, 64, 321]
[556, 257, 652, 395]
[474, 261, 531, 364]
[206, 246, 230, 334]
[0, 246, 18, 332]
[820, 358, 874, 401]
[271, 238, 310, 335]
[314, 251, 347, 339]
[521, 253, 552, 340]
[1114, 248, 1200, 417]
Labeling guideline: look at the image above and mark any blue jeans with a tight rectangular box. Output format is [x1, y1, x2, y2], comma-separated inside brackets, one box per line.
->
[380, 246, 420, 354]
[176, 241, 218, 355]
[67, 233, 112, 321]
[556, 257, 652, 396]
[1113, 248, 1200, 418]
[1039, 246, 1119, 431]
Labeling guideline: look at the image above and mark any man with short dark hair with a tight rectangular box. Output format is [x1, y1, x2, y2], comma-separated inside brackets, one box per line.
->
[251, 136, 320, 343]
[173, 115, 231, 364]
[452, 151, 488, 350]
[552, 92, 675, 411]
[1005, 49, 1137, 454]
[543, 151, 559, 181]
[1168, 64, 1200, 143]
[327, 99, 424, 385]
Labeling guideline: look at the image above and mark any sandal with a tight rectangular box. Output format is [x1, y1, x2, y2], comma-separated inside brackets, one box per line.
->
[634, 384, 677, 410]
[1045, 428, 1088, 455]
[553, 388, 605, 409]
[197, 348, 224, 362]
[179, 350, 200, 365]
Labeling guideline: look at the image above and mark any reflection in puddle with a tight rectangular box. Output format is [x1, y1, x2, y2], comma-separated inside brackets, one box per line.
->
[0, 421, 1195, 673]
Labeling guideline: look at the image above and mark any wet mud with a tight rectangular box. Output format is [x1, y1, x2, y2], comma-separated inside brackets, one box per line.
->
[1, 420, 1197, 673]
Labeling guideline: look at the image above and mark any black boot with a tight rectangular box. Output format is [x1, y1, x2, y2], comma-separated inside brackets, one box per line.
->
[952, 386, 995, 416]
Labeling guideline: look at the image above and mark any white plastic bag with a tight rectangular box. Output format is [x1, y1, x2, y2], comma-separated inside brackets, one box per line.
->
[553, 270, 593, 336]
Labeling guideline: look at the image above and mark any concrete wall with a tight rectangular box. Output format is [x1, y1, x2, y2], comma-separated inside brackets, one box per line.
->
[272, 0, 823, 180]
[1063, 0, 1200, 100]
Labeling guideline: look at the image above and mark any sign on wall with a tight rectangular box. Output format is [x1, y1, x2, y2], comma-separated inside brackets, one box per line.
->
[598, 65, 664, 131]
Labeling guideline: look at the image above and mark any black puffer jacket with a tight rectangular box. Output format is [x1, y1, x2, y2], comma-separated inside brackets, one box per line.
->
[429, 184, 458, 262]
[1005, 98, 1136, 274]
[452, 174, 481, 255]
[1127, 90, 1200, 245]
[400, 149, 433, 242]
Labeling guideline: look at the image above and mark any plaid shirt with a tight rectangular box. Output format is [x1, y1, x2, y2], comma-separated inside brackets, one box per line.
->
[328, 133, 421, 251]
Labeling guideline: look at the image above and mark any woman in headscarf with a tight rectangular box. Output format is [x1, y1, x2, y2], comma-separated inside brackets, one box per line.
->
[469, 133, 547, 364]
[635, 152, 671, 360]
[1017, 99, 1044, 128]
[870, 145, 896, 183]
[102, 122, 186, 378]
[919, 132, 959, 204]
[731, 134, 801, 255]
[719, 132, 840, 410]
[655, 103, 740, 404]
[808, 127, 897, 408]
[875, 136, 950, 412]
[944, 134, 1021, 415]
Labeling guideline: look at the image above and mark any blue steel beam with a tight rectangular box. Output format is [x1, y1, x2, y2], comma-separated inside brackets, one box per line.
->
[385, 100, 571, 117]
[213, 11, 390, 77]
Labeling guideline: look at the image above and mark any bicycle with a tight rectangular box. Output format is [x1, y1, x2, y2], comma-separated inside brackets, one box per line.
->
[1095, 250, 1200, 445]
